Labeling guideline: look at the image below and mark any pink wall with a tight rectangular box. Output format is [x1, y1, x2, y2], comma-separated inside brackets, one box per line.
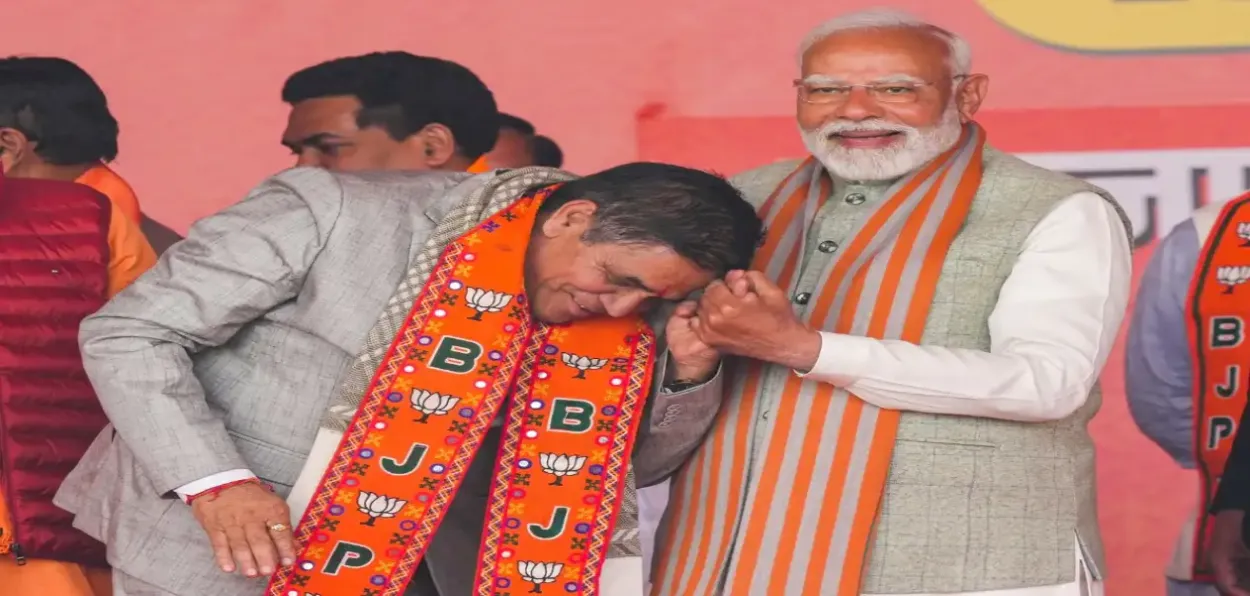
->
[8, 0, 1249, 231]
[8, 1, 1250, 594]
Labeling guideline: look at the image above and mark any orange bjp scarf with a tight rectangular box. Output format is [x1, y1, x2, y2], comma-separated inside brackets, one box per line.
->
[269, 185, 655, 596]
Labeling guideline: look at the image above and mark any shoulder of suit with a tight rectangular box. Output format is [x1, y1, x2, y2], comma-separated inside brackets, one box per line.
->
[981, 146, 1111, 199]
[329, 169, 473, 201]
[260, 168, 475, 212]
[729, 159, 805, 208]
[981, 146, 1137, 244]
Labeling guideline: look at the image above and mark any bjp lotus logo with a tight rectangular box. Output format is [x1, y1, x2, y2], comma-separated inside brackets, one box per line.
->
[465, 287, 514, 321]
[539, 453, 587, 486]
[561, 352, 607, 379]
[410, 389, 460, 423]
[1217, 265, 1250, 294]
[356, 491, 406, 526]
[517, 561, 563, 593]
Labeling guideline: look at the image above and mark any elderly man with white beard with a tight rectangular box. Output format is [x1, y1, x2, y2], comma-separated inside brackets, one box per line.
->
[648, 8, 1133, 596]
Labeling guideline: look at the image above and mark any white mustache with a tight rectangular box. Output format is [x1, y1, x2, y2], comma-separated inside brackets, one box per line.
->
[815, 120, 916, 137]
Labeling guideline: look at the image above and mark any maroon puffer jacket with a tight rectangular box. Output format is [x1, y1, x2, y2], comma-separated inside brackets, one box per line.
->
[0, 172, 110, 567]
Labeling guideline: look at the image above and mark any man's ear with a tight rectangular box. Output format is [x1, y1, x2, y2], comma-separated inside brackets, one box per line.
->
[954, 74, 989, 123]
[0, 127, 31, 172]
[415, 124, 457, 168]
[538, 199, 598, 239]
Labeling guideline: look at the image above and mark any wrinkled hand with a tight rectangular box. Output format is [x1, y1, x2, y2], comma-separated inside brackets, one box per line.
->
[694, 270, 821, 371]
[666, 300, 721, 382]
[191, 482, 295, 577]
[1211, 510, 1250, 595]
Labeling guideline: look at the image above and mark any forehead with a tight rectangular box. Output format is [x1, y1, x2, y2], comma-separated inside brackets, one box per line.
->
[283, 96, 363, 140]
[801, 27, 950, 81]
[602, 244, 712, 299]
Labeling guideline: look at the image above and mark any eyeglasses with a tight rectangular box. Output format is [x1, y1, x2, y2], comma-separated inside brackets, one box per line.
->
[795, 75, 966, 105]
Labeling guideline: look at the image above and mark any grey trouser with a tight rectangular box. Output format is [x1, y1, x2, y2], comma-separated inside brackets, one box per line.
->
[112, 572, 178, 596]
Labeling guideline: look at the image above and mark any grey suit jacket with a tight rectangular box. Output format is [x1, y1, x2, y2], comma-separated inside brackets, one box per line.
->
[55, 168, 722, 596]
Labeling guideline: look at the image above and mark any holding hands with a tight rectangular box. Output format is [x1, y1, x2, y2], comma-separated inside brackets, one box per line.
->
[666, 270, 822, 376]
[693, 270, 821, 371]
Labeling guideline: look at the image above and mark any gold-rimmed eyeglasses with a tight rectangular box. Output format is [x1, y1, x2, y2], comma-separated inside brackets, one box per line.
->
[795, 75, 966, 105]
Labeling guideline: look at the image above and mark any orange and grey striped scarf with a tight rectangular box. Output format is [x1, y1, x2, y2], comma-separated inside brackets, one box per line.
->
[652, 124, 986, 596]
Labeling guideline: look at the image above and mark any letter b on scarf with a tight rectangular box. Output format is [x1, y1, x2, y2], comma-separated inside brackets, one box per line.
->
[428, 336, 484, 374]
[548, 398, 595, 433]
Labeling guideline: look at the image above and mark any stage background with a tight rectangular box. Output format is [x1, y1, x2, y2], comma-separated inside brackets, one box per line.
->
[6, 1, 1250, 593]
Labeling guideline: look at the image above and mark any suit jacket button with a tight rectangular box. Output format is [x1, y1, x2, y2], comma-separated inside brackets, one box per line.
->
[818, 241, 838, 253]
[845, 193, 866, 205]
[793, 292, 811, 305]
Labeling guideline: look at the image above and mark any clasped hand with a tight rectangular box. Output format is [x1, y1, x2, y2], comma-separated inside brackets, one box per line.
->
[191, 482, 296, 578]
[668, 270, 821, 373]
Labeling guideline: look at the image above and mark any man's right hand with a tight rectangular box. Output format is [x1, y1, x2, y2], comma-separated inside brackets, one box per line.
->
[190, 481, 296, 577]
[1211, 510, 1250, 596]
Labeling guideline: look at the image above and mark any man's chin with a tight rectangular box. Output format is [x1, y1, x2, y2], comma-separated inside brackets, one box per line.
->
[820, 156, 911, 182]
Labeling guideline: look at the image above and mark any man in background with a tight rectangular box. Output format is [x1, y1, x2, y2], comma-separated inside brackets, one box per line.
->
[482, 113, 565, 169]
[1127, 192, 1250, 596]
[482, 113, 535, 169]
[0, 56, 180, 255]
[281, 51, 498, 173]
[0, 169, 155, 595]
[138, 52, 500, 252]
[530, 134, 564, 168]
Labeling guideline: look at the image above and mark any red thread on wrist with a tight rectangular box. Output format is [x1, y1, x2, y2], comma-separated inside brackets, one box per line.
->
[186, 478, 272, 505]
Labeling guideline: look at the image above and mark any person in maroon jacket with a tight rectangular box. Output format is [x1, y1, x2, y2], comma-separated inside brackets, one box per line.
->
[0, 170, 155, 595]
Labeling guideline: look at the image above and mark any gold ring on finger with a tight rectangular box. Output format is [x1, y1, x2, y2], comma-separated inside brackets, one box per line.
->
[267, 523, 289, 533]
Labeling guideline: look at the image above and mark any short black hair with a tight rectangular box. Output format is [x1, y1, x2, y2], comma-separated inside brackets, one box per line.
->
[282, 52, 499, 159]
[539, 162, 762, 275]
[498, 113, 535, 136]
[531, 135, 564, 168]
[0, 56, 119, 164]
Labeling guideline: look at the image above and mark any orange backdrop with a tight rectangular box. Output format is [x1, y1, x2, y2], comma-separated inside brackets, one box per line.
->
[6, 1, 1250, 594]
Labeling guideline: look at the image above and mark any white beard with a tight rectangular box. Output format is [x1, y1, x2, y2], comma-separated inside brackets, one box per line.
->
[800, 105, 963, 182]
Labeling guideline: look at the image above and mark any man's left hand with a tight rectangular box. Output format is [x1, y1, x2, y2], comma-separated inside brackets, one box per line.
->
[693, 270, 821, 371]
[1210, 510, 1250, 596]
[665, 299, 721, 383]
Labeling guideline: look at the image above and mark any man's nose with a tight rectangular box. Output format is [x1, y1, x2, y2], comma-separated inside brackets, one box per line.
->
[832, 88, 884, 122]
[602, 292, 648, 318]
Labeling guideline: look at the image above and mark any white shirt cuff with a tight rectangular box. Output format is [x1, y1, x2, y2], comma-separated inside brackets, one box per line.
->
[174, 469, 257, 503]
[794, 331, 872, 385]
